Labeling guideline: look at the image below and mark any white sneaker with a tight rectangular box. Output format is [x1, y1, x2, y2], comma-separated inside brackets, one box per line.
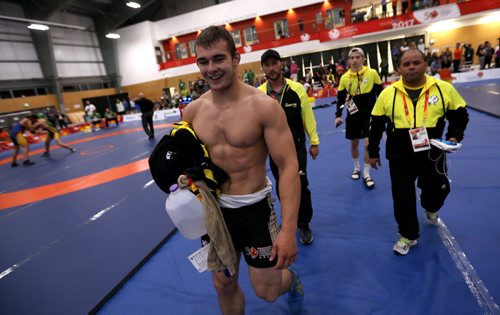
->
[393, 237, 417, 255]
[425, 211, 439, 226]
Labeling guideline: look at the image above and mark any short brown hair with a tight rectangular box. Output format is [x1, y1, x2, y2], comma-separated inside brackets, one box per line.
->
[195, 26, 236, 57]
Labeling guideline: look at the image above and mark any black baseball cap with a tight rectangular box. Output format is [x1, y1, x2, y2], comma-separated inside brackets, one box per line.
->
[261, 49, 281, 64]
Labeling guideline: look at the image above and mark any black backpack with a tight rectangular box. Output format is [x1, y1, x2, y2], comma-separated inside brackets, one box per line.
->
[148, 121, 227, 194]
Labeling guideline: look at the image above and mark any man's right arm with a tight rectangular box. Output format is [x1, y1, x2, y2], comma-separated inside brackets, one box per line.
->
[261, 96, 300, 269]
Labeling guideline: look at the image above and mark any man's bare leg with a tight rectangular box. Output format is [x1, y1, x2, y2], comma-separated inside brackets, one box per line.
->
[249, 266, 293, 302]
[212, 255, 243, 315]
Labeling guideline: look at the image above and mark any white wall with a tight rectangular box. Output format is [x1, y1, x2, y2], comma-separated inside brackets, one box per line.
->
[116, 21, 162, 86]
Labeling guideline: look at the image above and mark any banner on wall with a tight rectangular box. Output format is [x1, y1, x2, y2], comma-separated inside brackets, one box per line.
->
[122, 109, 181, 122]
[320, 4, 461, 43]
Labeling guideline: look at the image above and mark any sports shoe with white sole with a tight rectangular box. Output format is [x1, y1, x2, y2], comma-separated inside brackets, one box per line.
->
[287, 265, 304, 313]
[425, 211, 439, 226]
[393, 237, 417, 255]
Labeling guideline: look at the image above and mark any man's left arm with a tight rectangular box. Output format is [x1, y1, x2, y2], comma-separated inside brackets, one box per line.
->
[372, 69, 383, 97]
[298, 86, 320, 159]
[445, 85, 469, 142]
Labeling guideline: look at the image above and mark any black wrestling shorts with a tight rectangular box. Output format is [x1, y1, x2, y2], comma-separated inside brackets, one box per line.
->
[346, 113, 371, 140]
[220, 194, 279, 268]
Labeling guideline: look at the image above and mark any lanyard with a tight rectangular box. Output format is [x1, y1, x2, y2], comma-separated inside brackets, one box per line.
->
[269, 82, 288, 107]
[401, 90, 429, 128]
[347, 72, 363, 96]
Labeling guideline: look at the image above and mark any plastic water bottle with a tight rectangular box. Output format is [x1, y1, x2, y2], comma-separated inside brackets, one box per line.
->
[165, 184, 207, 239]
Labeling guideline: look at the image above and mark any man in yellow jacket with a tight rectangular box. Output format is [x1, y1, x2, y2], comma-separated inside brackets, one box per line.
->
[368, 49, 469, 255]
[259, 49, 320, 245]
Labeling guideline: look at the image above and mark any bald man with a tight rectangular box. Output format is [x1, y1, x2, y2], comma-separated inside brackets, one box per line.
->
[135, 92, 155, 139]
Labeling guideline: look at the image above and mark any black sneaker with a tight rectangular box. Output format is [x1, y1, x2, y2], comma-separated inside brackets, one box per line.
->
[298, 226, 314, 245]
[70, 148, 76, 153]
[41, 152, 50, 157]
[11, 162, 19, 167]
[23, 160, 35, 166]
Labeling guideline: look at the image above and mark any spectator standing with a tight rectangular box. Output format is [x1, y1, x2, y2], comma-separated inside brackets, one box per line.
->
[290, 60, 299, 82]
[494, 38, 500, 68]
[379, 57, 389, 83]
[483, 41, 494, 69]
[463, 44, 474, 69]
[401, 0, 408, 14]
[247, 69, 255, 86]
[116, 98, 125, 115]
[452, 42, 463, 73]
[417, 39, 426, 54]
[392, 44, 401, 70]
[84, 101, 96, 123]
[392, 0, 398, 16]
[476, 43, 486, 69]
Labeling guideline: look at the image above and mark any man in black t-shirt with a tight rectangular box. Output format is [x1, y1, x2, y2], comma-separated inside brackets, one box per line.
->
[135, 92, 155, 139]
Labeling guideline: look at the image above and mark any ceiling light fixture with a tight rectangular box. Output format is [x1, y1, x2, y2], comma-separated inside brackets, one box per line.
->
[126, 2, 141, 9]
[106, 33, 120, 39]
[27, 23, 49, 31]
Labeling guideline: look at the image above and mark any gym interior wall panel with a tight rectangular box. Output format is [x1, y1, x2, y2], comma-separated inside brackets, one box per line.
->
[0, 62, 43, 80]
[11, 42, 38, 61]
[0, 63, 20, 80]
[0, 41, 16, 60]
[53, 45, 101, 62]
[0, 33, 31, 41]
[19, 62, 44, 79]
[0, 95, 58, 114]
[0, 41, 38, 62]
[51, 29, 98, 47]
[56, 63, 105, 78]
[62, 88, 116, 112]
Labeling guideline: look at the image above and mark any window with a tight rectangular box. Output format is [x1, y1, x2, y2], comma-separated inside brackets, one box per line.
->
[175, 42, 189, 60]
[243, 26, 258, 45]
[0, 90, 12, 99]
[327, 8, 346, 28]
[13, 89, 36, 97]
[230, 30, 242, 48]
[63, 85, 79, 92]
[189, 40, 197, 57]
[274, 19, 289, 39]
[36, 88, 47, 95]
[315, 12, 323, 27]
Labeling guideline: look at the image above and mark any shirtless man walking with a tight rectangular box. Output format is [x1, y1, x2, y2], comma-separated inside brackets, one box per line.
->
[182, 26, 304, 314]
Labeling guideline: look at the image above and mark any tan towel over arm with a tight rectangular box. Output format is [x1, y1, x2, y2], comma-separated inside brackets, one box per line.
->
[178, 175, 238, 276]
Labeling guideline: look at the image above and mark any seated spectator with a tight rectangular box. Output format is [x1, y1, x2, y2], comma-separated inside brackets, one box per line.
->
[104, 108, 119, 128]
[91, 112, 102, 131]
[57, 111, 69, 129]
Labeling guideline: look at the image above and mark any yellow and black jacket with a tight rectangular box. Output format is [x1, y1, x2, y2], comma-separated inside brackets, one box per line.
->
[258, 78, 319, 146]
[368, 75, 469, 160]
[336, 66, 382, 117]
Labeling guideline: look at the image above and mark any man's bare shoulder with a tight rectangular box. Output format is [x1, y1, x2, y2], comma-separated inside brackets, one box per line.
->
[182, 92, 211, 122]
[247, 85, 278, 111]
